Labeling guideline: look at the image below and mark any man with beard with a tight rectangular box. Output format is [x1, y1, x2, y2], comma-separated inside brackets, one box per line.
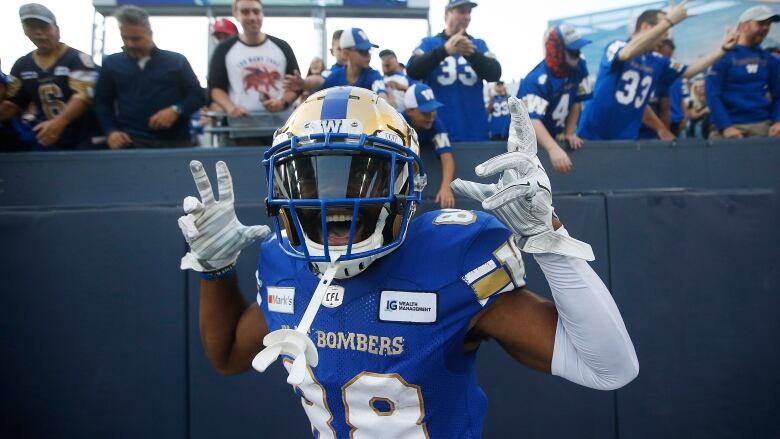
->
[0, 3, 100, 150]
[706, 5, 780, 139]
[517, 24, 592, 174]
[95, 5, 204, 148]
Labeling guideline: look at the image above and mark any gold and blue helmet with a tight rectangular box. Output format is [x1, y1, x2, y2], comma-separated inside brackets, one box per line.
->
[263, 86, 427, 279]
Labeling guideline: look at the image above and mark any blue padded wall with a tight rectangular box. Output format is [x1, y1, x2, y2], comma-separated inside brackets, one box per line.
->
[606, 190, 780, 438]
[0, 207, 187, 438]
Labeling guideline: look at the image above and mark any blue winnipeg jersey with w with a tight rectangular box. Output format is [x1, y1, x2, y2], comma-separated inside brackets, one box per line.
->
[402, 113, 452, 155]
[518, 59, 592, 138]
[257, 210, 522, 438]
[408, 34, 493, 142]
[578, 39, 687, 140]
[321, 66, 386, 95]
[705, 45, 780, 130]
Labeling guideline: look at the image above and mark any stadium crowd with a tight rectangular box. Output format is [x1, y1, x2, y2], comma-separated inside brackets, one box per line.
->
[1, 1, 778, 175]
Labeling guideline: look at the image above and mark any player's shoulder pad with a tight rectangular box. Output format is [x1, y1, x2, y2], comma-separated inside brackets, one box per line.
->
[392, 209, 512, 289]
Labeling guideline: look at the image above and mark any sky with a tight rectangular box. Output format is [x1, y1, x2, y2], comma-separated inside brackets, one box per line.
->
[0, 0, 653, 86]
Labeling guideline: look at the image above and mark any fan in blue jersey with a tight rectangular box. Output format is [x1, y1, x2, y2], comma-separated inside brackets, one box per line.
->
[177, 86, 638, 438]
[319, 29, 389, 102]
[578, 1, 738, 141]
[706, 5, 780, 139]
[402, 83, 455, 208]
[488, 81, 510, 141]
[518, 24, 592, 174]
[406, 0, 501, 142]
[0, 3, 100, 150]
[291, 30, 348, 95]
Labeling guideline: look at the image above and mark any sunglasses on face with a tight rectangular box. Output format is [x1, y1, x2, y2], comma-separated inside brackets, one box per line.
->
[566, 48, 581, 58]
[355, 49, 371, 56]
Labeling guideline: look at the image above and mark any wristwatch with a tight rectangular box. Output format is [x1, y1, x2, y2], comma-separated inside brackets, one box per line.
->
[171, 104, 183, 115]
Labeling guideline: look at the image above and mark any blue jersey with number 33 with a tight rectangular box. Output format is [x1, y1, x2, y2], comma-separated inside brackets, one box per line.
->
[256, 210, 523, 438]
[578, 39, 687, 140]
[408, 33, 493, 142]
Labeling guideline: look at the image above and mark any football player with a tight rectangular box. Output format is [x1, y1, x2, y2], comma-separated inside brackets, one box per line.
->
[517, 24, 592, 174]
[178, 86, 638, 437]
[578, 0, 738, 140]
[0, 3, 100, 150]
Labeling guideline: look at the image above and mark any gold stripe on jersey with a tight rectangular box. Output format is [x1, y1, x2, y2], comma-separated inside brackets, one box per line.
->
[470, 266, 511, 300]
[32, 43, 69, 71]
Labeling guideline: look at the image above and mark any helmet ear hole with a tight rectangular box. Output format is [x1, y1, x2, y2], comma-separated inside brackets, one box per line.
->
[280, 208, 300, 246]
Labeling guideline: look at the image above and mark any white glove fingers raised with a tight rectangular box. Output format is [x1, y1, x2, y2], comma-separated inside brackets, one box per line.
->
[450, 178, 495, 202]
[215, 161, 235, 204]
[475, 152, 535, 178]
[482, 181, 537, 210]
[177, 214, 199, 240]
[242, 224, 272, 242]
[182, 196, 204, 215]
[189, 160, 216, 205]
[507, 96, 538, 157]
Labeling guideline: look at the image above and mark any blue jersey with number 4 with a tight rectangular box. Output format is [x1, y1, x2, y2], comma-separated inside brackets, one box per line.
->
[578, 39, 687, 140]
[518, 59, 591, 138]
[408, 33, 493, 142]
[257, 210, 523, 439]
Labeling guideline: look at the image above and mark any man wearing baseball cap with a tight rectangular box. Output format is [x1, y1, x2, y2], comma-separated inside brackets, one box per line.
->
[406, 0, 501, 142]
[403, 83, 455, 209]
[319, 28, 389, 102]
[518, 23, 593, 174]
[706, 5, 780, 139]
[212, 18, 238, 43]
[0, 3, 101, 150]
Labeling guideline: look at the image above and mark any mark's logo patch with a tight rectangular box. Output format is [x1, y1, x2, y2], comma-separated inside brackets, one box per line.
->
[267, 287, 294, 314]
[379, 291, 437, 323]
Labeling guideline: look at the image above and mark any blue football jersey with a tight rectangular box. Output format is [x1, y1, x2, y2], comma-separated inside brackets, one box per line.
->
[408, 33, 494, 142]
[257, 210, 524, 438]
[517, 59, 592, 138]
[578, 40, 687, 140]
[321, 66, 386, 95]
[488, 94, 510, 139]
[403, 112, 452, 155]
[705, 45, 780, 130]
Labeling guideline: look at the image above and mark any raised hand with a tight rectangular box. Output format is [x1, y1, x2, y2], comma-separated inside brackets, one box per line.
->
[178, 160, 271, 272]
[451, 97, 594, 260]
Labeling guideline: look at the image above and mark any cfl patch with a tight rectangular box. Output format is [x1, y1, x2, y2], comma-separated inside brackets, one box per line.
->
[267, 287, 295, 314]
[379, 291, 437, 323]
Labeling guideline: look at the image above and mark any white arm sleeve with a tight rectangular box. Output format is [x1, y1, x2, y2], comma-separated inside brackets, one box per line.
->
[534, 227, 639, 390]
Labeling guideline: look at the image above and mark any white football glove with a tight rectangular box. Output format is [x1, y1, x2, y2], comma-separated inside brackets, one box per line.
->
[178, 160, 271, 272]
[451, 97, 594, 261]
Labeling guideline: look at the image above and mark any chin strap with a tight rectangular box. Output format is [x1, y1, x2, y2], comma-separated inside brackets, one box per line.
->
[252, 262, 340, 386]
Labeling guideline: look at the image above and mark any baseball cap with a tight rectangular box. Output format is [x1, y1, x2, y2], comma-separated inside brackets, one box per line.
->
[446, 0, 478, 10]
[340, 28, 378, 51]
[738, 5, 780, 24]
[404, 83, 444, 113]
[212, 18, 238, 37]
[19, 3, 56, 25]
[557, 23, 591, 50]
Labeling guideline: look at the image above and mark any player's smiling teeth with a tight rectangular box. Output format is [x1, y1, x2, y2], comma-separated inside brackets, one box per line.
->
[327, 214, 352, 223]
